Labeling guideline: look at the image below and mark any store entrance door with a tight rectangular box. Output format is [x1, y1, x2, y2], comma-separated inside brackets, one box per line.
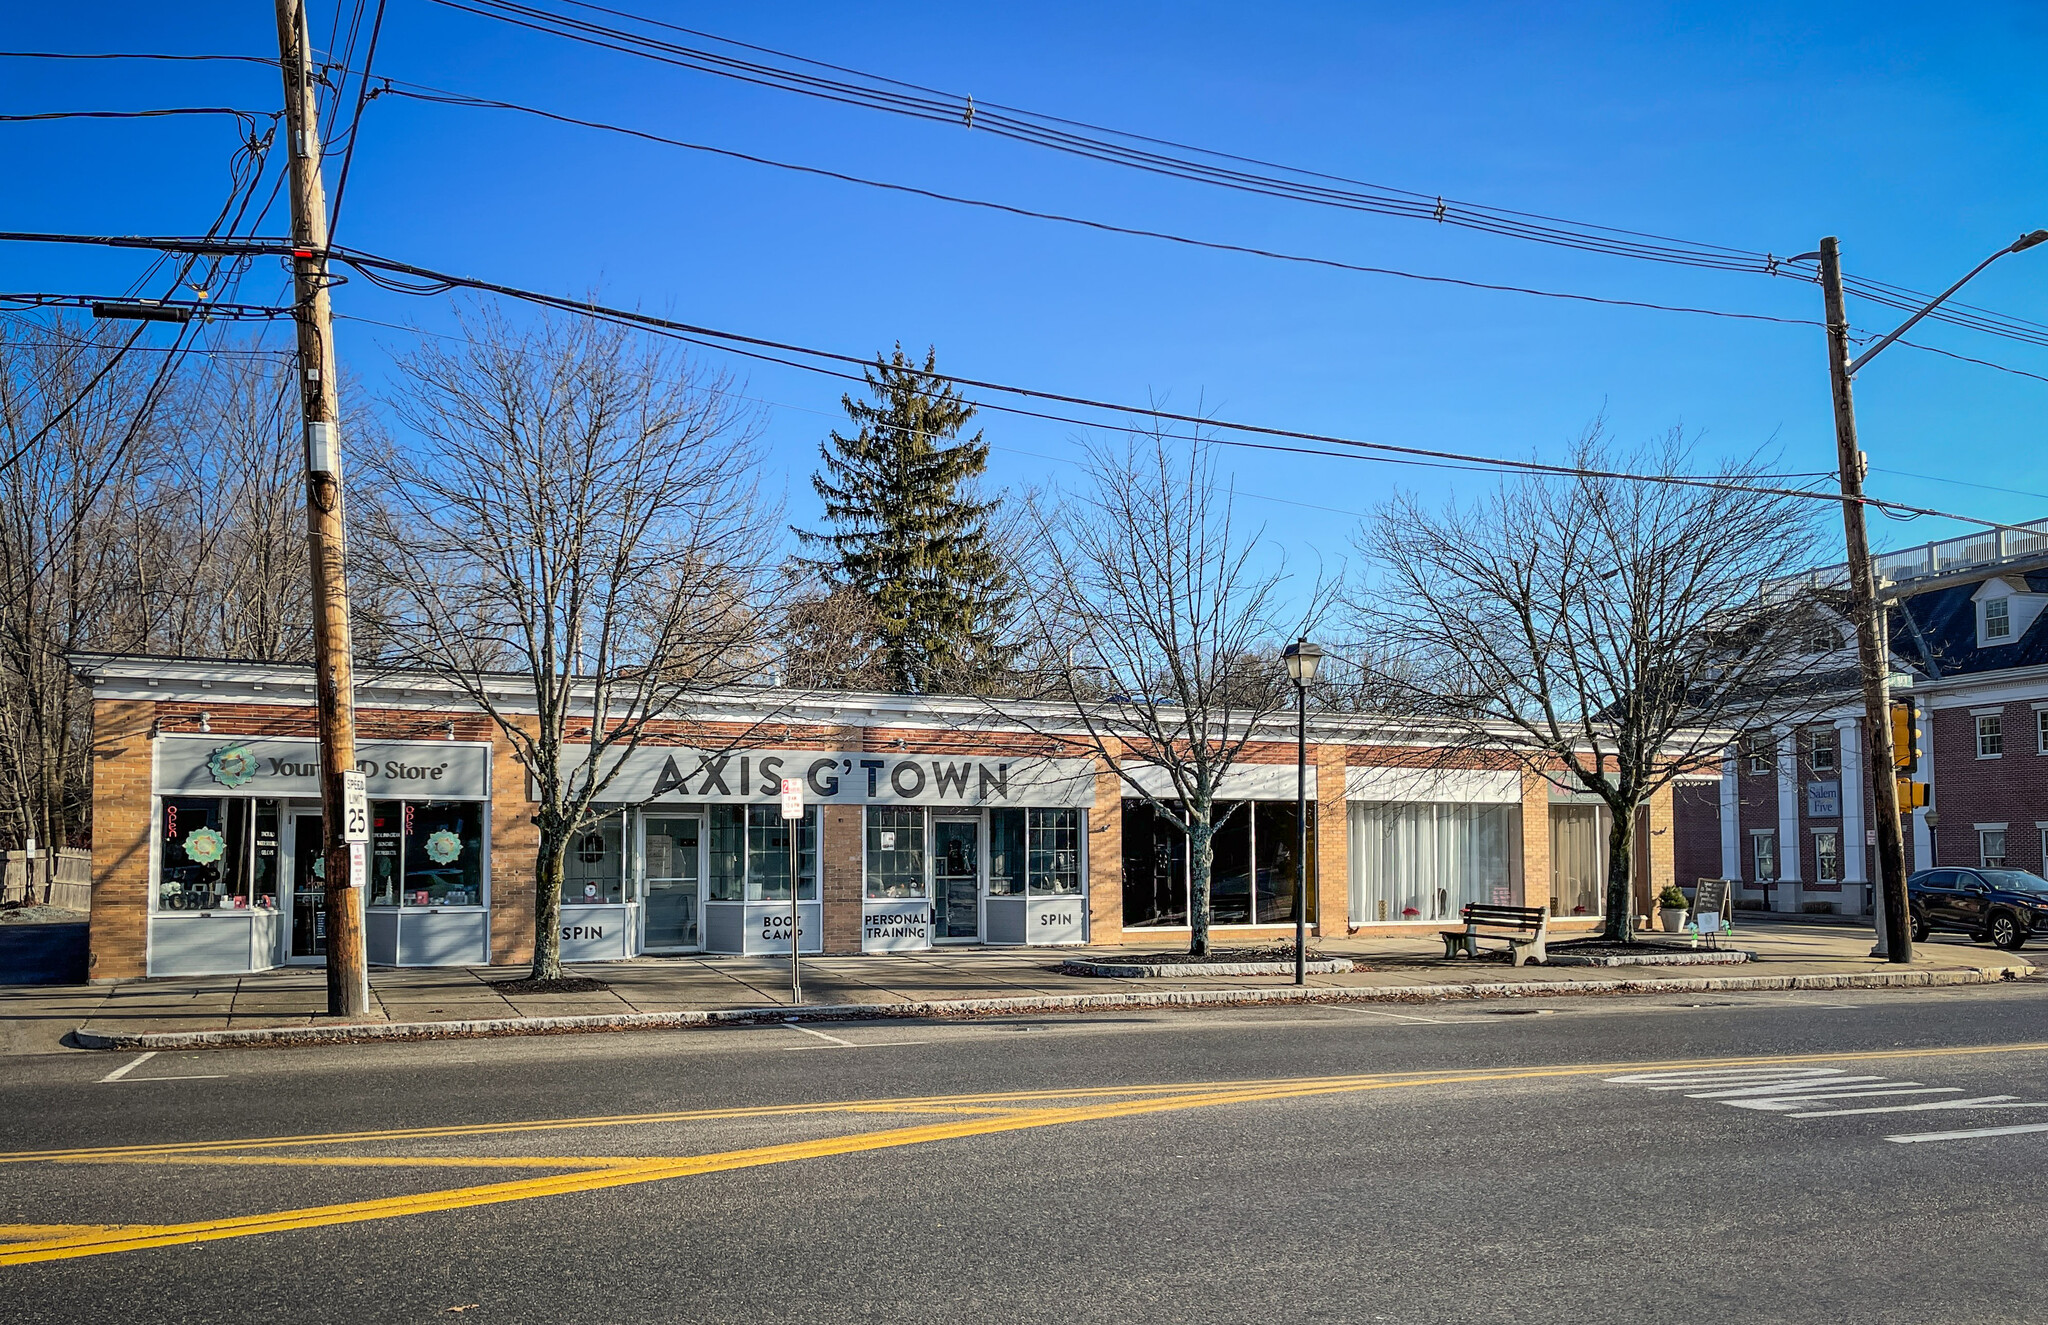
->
[933, 817, 980, 943]
[286, 812, 326, 961]
[641, 815, 703, 952]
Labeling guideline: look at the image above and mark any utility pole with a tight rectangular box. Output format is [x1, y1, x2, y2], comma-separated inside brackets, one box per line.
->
[1817, 236, 1911, 964]
[275, 0, 369, 1015]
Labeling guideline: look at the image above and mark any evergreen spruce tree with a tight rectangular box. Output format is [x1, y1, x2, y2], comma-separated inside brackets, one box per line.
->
[796, 345, 1014, 692]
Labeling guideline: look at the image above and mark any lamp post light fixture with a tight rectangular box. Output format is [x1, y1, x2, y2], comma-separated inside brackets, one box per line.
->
[1282, 638, 1324, 986]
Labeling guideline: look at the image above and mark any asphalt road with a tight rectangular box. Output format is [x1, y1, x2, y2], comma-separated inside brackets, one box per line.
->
[8, 984, 2048, 1323]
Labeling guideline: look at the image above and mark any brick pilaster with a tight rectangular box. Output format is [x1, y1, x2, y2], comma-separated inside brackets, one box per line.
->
[87, 699, 156, 981]
[1315, 745, 1348, 933]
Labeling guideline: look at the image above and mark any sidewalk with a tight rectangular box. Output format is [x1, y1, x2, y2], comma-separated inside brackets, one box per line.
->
[4, 919, 2034, 1055]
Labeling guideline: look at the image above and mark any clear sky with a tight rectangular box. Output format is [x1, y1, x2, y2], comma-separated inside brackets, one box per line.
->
[5, 1, 2046, 589]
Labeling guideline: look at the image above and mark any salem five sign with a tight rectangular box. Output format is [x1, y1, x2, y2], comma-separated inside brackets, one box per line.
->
[587, 748, 1096, 808]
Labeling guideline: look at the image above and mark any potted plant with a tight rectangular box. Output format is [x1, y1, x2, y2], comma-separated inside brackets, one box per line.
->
[1658, 885, 1690, 935]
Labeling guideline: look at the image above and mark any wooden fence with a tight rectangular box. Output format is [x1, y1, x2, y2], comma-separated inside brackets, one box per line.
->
[2, 849, 92, 911]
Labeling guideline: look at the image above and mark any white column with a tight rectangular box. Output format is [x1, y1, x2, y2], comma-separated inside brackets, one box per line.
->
[1775, 726, 1802, 911]
[1837, 716, 1868, 916]
[1719, 753, 1742, 882]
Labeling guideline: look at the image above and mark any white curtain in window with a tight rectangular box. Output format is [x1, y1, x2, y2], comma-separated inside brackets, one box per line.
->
[1349, 802, 1518, 923]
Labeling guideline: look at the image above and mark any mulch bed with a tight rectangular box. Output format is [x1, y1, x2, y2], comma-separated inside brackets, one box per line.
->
[1109, 944, 1335, 966]
[1544, 938, 1724, 959]
[487, 976, 615, 995]
[0, 903, 88, 925]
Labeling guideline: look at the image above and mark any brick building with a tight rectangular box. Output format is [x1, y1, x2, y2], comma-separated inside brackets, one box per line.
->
[71, 652, 1678, 981]
[1671, 521, 2048, 909]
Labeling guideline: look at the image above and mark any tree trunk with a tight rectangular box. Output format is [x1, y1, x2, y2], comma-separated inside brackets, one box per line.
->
[1188, 814, 1214, 958]
[1602, 804, 1637, 943]
[531, 827, 566, 981]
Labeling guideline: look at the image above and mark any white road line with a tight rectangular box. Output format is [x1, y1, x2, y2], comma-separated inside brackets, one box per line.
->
[1723, 1087, 1960, 1111]
[784, 1024, 857, 1047]
[1794, 1095, 2048, 1118]
[1683, 1076, 1889, 1098]
[1887, 1122, 2048, 1144]
[1321, 1006, 1447, 1025]
[108, 1073, 227, 1082]
[98, 1052, 155, 1083]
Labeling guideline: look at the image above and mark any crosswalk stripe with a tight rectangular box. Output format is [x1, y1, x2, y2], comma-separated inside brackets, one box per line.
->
[1887, 1123, 2048, 1144]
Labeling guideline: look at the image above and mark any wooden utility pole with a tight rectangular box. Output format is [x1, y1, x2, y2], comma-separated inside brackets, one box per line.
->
[1817, 236, 1911, 964]
[275, 0, 370, 1014]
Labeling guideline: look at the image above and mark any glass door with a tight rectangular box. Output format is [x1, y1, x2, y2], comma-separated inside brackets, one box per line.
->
[642, 815, 703, 952]
[933, 817, 980, 942]
[287, 812, 326, 960]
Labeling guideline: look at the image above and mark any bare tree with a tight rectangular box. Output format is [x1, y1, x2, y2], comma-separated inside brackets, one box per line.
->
[1022, 427, 1332, 957]
[1360, 427, 1828, 941]
[358, 308, 777, 982]
[773, 568, 893, 692]
[0, 323, 178, 857]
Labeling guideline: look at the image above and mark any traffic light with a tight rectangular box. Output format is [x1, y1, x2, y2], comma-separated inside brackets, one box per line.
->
[1895, 778, 1930, 809]
[1889, 700, 1919, 772]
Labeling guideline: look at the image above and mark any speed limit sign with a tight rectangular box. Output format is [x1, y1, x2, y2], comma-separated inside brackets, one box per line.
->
[341, 770, 370, 844]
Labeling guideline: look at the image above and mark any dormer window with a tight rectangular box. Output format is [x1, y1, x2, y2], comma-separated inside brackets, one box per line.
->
[1986, 597, 2012, 641]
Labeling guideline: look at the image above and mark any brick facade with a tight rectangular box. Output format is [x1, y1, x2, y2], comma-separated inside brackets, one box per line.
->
[1928, 700, 2048, 872]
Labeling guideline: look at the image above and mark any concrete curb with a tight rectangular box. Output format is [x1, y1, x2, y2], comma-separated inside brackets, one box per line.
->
[1057, 958, 1357, 978]
[1547, 950, 1752, 967]
[70, 963, 2038, 1052]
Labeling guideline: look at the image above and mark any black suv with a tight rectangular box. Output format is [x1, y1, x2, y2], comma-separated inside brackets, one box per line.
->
[1907, 868, 2048, 950]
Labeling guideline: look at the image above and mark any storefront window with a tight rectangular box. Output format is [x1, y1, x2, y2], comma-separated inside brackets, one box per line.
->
[366, 800, 486, 907]
[156, 798, 283, 912]
[1350, 801, 1520, 923]
[988, 808, 1026, 897]
[369, 800, 403, 907]
[1027, 808, 1082, 896]
[404, 802, 484, 906]
[1121, 800, 1189, 928]
[1253, 801, 1314, 923]
[866, 806, 927, 899]
[746, 805, 818, 901]
[1121, 799, 1310, 926]
[565, 812, 625, 905]
[707, 805, 745, 901]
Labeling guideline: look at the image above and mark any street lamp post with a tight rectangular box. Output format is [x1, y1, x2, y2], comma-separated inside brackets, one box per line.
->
[1796, 229, 2047, 963]
[1282, 639, 1323, 986]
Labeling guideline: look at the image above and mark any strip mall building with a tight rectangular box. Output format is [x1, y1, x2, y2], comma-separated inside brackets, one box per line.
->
[73, 653, 1679, 981]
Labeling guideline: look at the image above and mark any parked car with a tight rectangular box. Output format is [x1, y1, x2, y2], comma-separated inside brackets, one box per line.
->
[1907, 868, 2048, 950]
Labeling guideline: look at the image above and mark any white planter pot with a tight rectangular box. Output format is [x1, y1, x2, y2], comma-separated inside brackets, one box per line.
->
[1660, 908, 1688, 934]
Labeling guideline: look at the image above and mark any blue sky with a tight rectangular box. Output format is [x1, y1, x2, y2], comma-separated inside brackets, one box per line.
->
[6, 1, 2046, 585]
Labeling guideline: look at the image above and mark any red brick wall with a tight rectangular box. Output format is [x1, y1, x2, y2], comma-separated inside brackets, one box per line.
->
[1672, 781, 1722, 887]
[1930, 701, 2048, 872]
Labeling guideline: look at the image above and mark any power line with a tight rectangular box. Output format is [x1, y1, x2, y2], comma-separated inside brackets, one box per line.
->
[0, 51, 281, 67]
[0, 107, 275, 126]
[383, 85, 1821, 332]
[428, 0, 2048, 355]
[1, 228, 2027, 531]
[327, 0, 391, 236]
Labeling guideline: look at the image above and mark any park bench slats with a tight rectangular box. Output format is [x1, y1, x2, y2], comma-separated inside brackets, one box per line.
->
[1440, 903, 1548, 967]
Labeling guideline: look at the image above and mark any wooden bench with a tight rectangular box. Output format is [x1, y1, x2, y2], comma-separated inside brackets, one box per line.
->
[1440, 903, 1549, 967]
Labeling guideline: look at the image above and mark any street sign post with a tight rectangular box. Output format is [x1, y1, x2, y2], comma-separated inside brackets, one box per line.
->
[781, 777, 804, 1005]
[340, 771, 369, 845]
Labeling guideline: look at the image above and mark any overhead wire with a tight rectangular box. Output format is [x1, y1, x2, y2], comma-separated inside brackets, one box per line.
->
[327, 0, 391, 236]
[427, 0, 2048, 356]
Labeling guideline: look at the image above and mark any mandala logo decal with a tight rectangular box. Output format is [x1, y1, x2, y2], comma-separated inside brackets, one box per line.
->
[206, 742, 260, 789]
[424, 829, 463, 865]
[183, 825, 227, 865]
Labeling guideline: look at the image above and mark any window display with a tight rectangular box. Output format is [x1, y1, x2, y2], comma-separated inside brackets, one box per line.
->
[156, 797, 281, 911]
[564, 812, 625, 904]
[988, 808, 1026, 897]
[1027, 808, 1082, 896]
[1121, 799, 1314, 927]
[707, 805, 746, 901]
[866, 806, 927, 898]
[745, 805, 818, 901]
[366, 799, 486, 907]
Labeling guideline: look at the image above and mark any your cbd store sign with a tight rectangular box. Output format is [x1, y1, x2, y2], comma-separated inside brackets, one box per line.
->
[154, 733, 492, 799]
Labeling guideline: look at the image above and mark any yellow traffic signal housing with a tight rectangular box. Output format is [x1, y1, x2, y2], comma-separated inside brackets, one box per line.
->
[1889, 701, 1919, 772]
[1895, 778, 1930, 809]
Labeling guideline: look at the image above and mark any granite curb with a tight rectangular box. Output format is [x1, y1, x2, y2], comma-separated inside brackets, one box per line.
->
[70, 963, 2037, 1052]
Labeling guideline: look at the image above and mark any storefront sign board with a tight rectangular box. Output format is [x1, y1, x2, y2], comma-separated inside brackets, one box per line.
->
[155, 734, 492, 800]
[588, 748, 1096, 808]
[862, 903, 931, 952]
